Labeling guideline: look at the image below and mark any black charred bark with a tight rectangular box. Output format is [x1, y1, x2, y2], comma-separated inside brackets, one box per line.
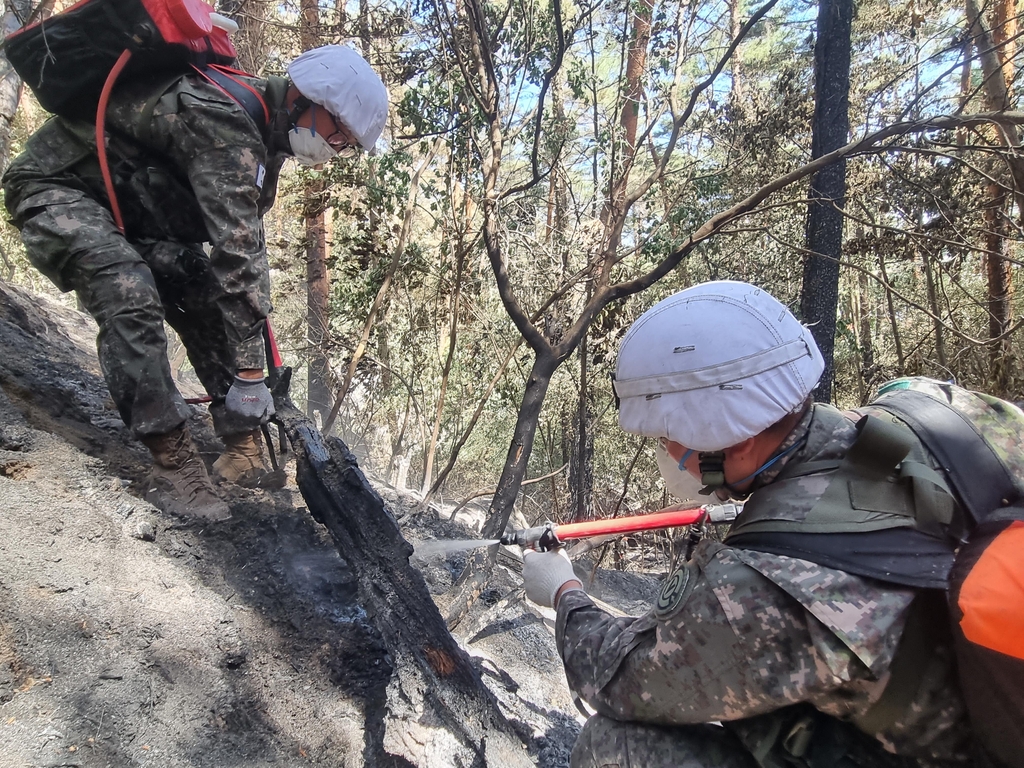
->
[800, 0, 852, 403]
[273, 392, 532, 768]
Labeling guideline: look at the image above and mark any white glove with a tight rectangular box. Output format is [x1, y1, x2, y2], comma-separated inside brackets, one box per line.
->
[522, 549, 583, 608]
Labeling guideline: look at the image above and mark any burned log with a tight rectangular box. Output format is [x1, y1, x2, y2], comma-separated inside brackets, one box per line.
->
[273, 397, 533, 768]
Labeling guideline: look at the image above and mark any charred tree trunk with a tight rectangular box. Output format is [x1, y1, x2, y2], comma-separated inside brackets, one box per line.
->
[445, 351, 559, 628]
[274, 396, 533, 767]
[800, 0, 852, 403]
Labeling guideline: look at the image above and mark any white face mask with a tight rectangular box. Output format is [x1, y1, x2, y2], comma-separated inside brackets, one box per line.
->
[288, 126, 338, 165]
[655, 440, 706, 504]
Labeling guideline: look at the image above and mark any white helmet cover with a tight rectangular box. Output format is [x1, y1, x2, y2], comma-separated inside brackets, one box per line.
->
[287, 45, 389, 150]
[614, 281, 824, 451]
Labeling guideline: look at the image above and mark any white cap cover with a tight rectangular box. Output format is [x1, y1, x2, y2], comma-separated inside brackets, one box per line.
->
[288, 45, 388, 150]
[615, 281, 824, 451]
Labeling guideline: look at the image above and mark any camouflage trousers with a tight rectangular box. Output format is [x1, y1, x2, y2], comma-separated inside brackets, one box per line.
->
[572, 709, 925, 768]
[17, 188, 246, 438]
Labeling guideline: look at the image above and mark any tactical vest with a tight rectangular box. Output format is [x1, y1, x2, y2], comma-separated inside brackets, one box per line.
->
[725, 403, 958, 589]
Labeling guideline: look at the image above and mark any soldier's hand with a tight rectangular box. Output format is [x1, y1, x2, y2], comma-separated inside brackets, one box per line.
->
[522, 549, 583, 608]
[224, 375, 275, 429]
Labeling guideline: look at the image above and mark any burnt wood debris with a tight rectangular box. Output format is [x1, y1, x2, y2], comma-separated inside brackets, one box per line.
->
[273, 377, 534, 767]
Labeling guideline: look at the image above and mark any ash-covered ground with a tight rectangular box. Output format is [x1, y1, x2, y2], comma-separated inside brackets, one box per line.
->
[0, 282, 662, 767]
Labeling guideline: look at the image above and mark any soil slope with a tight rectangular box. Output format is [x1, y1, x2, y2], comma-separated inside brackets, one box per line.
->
[0, 283, 660, 767]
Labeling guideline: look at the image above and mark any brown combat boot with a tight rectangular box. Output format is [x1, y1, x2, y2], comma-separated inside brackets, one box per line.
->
[212, 429, 270, 488]
[142, 425, 231, 521]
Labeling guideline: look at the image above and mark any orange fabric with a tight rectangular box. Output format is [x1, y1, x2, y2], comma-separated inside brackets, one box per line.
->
[958, 522, 1024, 660]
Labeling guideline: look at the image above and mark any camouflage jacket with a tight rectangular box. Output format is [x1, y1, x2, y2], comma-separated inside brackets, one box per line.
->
[556, 403, 974, 765]
[2, 72, 291, 368]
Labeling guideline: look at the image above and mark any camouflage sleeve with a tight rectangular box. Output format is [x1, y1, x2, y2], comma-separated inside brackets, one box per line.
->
[154, 81, 272, 370]
[555, 547, 884, 725]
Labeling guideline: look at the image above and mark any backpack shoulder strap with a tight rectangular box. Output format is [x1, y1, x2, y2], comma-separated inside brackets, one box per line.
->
[869, 389, 1018, 526]
[193, 65, 270, 132]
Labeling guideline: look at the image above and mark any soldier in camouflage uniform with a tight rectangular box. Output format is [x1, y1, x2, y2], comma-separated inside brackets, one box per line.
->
[3, 45, 387, 520]
[522, 281, 976, 768]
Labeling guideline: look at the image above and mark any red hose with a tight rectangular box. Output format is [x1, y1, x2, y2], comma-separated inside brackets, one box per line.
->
[553, 506, 706, 541]
[97, 49, 134, 234]
[265, 319, 284, 369]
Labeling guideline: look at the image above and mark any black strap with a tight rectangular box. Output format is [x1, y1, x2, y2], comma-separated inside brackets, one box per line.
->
[870, 390, 1018, 526]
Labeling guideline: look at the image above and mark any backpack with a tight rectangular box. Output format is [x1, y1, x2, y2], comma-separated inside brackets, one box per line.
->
[864, 378, 1024, 768]
[726, 377, 1024, 767]
[3, 0, 237, 120]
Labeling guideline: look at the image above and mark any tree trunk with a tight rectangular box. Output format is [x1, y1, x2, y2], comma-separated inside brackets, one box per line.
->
[299, 0, 332, 423]
[800, 0, 853, 403]
[620, 0, 654, 150]
[983, 0, 1017, 394]
[877, 250, 905, 375]
[728, 0, 744, 103]
[445, 351, 559, 628]
[0, 0, 33, 174]
[305, 196, 332, 423]
[921, 245, 947, 372]
[568, 334, 594, 522]
[968, 0, 1018, 393]
[421, 248, 466, 496]
[274, 398, 533, 767]
[852, 263, 874, 405]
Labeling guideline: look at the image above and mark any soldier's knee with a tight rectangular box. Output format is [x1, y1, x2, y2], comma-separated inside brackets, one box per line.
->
[77, 257, 165, 330]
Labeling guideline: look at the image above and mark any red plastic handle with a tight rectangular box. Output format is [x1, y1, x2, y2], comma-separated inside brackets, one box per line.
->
[553, 507, 706, 541]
